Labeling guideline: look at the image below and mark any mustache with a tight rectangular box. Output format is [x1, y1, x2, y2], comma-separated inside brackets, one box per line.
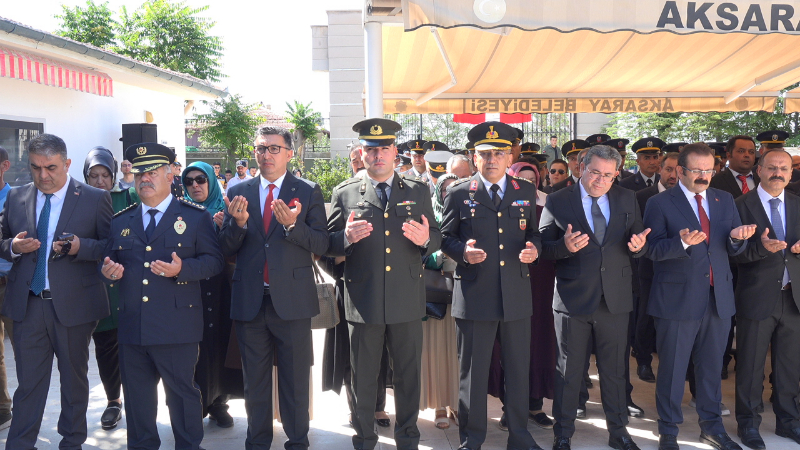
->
[770, 176, 786, 182]
[139, 182, 155, 189]
[693, 179, 709, 185]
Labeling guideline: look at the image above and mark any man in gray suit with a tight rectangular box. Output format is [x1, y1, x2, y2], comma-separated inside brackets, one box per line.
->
[220, 126, 329, 450]
[0, 134, 112, 450]
[327, 118, 441, 450]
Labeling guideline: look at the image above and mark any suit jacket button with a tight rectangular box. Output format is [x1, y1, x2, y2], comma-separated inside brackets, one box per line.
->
[144, 262, 150, 268]
[386, 248, 391, 253]
[601, 267, 605, 271]
[142, 296, 149, 302]
[142, 279, 148, 285]
[705, 273, 710, 277]
[497, 212, 502, 217]
[385, 266, 391, 272]
[500, 261, 505, 266]
[384, 213, 389, 218]
[146, 246, 152, 251]
[178, 243, 182, 247]
[385, 230, 390, 236]
[499, 244, 504, 249]
[498, 228, 503, 233]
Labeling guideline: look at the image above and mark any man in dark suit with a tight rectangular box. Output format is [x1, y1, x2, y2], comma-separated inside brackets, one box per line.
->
[102, 143, 223, 450]
[219, 126, 328, 450]
[710, 135, 759, 199]
[327, 119, 440, 450]
[540, 144, 650, 450]
[550, 141, 590, 192]
[643, 143, 756, 450]
[633, 152, 679, 382]
[619, 138, 665, 192]
[441, 122, 543, 450]
[0, 134, 112, 450]
[732, 149, 800, 449]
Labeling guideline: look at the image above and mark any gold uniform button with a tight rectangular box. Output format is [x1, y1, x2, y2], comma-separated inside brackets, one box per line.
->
[142, 296, 149, 302]
[144, 262, 150, 268]
[386, 248, 391, 253]
[498, 228, 503, 233]
[497, 212, 502, 217]
[146, 246, 152, 251]
[499, 244, 504, 249]
[109, 283, 114, 287]
[384, 213, 389, 218]
[142, 279, 149, 285]
[385, 230, 390, 236]
[178, 243, 182, 247]
[118, 246, 122, 250]
[385, 266, 391, 272]
[500, 261, 505, 266]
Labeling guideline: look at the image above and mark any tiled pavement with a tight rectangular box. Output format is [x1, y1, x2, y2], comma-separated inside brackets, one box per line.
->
[0, 330, 785, 449]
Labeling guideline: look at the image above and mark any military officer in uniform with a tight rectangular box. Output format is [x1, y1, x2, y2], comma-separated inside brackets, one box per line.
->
[423, 141, 451, 194]
[327, 119, 441, 450]
[403, 139, 430, 183]
[440, 121, 543, 450]
[101, 143, 224, 450]
[550, 141, 591, 192]
[620, 138, 665, 192]
[586, 134, 611, 147]
[661, 143, 688, 154]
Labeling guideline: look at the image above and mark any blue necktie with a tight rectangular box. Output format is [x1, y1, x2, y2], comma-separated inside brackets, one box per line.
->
[145, 209, 159, 241]
[769, 198, 785, 244]
[30, 193, 53, 295]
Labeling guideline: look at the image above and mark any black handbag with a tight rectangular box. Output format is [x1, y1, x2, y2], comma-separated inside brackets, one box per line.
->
[425, 302, 447, 320]
[425, 268, 454, 304]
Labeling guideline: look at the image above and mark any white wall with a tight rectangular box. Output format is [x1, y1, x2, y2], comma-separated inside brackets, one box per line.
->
[0, 76, 187, 182]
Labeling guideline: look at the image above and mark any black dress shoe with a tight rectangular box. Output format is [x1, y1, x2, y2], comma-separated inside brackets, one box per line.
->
[498, 412, 508, 431]
[376, 417, 391, 428]
[736, 427, 765, 450]
[576, 407, 586, 418]
[627, 401, 644, 418]
[658, 434, 679, 450]
[609, 435, 641, 450]
[776, 426, 800, 445]
[529, 411, 554, 429]
[637, 365, 656, 383]
[699, 432, 743, 450]
[100, 401, 122, 430]
[457, 446, 480, 450]
[552, 435, 571, 450]
[586, 379, 594, 389]
[208, 404, 234, 428]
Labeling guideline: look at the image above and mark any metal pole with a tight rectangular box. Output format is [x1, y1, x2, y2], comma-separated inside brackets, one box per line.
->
[364, 20, 384, 118]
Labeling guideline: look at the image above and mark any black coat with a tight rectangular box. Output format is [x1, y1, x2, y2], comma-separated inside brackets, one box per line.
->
[619, 172, 660, 192]
[709, 169, 760, 199]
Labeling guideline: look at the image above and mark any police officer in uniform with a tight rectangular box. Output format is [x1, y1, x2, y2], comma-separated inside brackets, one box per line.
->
[101, 143, 224, 450]
[441, 121, 543, 450]
[620, 138, 665, 192]
[327, 119, 441, 450]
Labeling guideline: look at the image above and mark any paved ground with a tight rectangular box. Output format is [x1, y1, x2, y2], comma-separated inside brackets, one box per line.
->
[0, 329, 785, 450]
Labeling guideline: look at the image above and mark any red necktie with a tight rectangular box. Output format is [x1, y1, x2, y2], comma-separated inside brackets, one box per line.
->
[263, 184, 276, 284]
[737, 174, 750, 194]
[695, 194, 713, 286]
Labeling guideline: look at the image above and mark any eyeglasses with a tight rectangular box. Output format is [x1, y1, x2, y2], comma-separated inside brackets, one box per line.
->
[255, 145, 292, 154]
[550, 169, 566, 175]
[476, 151, 507, 159]
[183, 174, 208, 186]
[585, 169, 615, 182]
[681, 167, 716, 176]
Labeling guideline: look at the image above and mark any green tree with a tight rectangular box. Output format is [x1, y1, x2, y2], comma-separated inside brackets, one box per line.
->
[291, 156, 352, 202]
[285, 101, 323, 163]
[55, 1, 117, 48]
[115, 0, 224, 82]
[196, 95, 260, 168]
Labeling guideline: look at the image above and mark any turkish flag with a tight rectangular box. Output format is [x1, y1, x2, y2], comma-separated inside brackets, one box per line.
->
[500, 113, 532, 123]
[453, 113, 485, 124]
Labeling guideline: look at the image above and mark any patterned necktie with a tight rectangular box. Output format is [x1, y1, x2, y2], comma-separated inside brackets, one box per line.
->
[145, 209, 159, 241]
[30, 193, 53, 295]
[737, 174, 750, 194]
[377, 182, 389, 210]
[491, 184, 501, 208]
[591, 196, 606, 243]
[695, 194, 713, 285]
[263, 184, 276, 284]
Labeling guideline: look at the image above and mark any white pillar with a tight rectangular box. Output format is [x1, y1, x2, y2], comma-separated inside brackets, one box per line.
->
[364, 20, 383, 118]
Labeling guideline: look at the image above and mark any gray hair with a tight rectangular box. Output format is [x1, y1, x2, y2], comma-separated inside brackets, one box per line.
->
[446, 154, 472, 172]
[28, 134, 68, 161]
[583, 145, 622, 168]
[255, 126, 293, 149]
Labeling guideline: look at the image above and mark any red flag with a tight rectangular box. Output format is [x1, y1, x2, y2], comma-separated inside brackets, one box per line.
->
[500, 113, 532, 124]
[453, 113, 486, 124]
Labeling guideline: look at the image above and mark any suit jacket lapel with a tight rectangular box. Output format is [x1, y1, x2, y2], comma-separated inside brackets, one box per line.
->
[706, 189, 721, 241]
[745, 192, 773, 238]
[786, 193, 799, 244]
[54, 179, 79, 237]
[569, 183, 598, 244]
[725, 170, 743, 196]
[605, 187, 622, 244]
[670, 187, 702, 231]
[266, 173, 297, 240]
[244, 178, 266, 239]
[129, 204, 147, 242]
[360, 177, 384, 210]
[23, 184, 37, 236]
[497, 175, 516, 212]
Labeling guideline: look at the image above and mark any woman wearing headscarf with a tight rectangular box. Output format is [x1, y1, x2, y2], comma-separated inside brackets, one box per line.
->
[83, 147, 132, 430]
[488, 161, 557, 430]
[420, 173, 460, 429]
[181, 161, 243, 428]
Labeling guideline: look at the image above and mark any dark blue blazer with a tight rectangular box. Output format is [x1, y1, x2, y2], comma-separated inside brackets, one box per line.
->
[619, 172, 660, 192]
[643, 185, 746, 321]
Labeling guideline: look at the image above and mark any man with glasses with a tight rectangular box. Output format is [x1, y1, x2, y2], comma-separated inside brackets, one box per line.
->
[620, 138, 665, 192]
[644, 143, 756, 450]
[441, 121, 542, 450]
[327, 118, 440, 450]
[540, 145, 650, 450]
[550, 141, 591, 192]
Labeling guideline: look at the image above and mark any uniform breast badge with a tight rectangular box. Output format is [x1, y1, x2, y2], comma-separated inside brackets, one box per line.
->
[120, 228, 130, 237]
[174, 217, 187, 234]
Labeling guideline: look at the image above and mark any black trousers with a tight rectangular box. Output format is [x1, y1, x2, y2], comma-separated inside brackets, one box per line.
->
[633, 275, 656, 366]
[6, 295, 95, 450]
[735, 289, 800, 431]
[93, 328, 121, 401]
[119, 342, 203, 450]
[552, 300, 629, 439]
[236, 294, 312, 450]
[344, 345, 388, 415]
[349, 320, 422, 450]
[456, 317, 535, 450]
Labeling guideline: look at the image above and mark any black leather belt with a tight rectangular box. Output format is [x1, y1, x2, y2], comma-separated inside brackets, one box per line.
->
[30, 290, 52, 300]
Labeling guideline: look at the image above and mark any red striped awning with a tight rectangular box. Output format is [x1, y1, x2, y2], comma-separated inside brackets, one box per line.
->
[0, 46, 113, 97]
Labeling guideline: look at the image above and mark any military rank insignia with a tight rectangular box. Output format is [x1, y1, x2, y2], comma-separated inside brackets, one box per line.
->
[120, 228, 130, 237]
[511, 179, 520, 190]
[520, 219, 527, 230]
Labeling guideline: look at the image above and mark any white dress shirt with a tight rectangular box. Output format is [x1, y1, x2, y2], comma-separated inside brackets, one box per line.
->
[578, 182, 609, 233]
[141, 193, 174, 229]
[259, 172, 287, 216]
[678, 181, 710, 250]
[756, 185, 790, 286]
[728, 168, 756, 192]
[658, 181, 668, 193]
[478, 173, 507, 200]
[641, 173, 657, 186]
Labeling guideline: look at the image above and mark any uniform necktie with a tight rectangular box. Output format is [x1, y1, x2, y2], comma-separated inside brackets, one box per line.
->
[695, 194, 713, 285]
[646, 178, 653, 187]
[263, 184, 276, 284]
[30, 193, 53, 295]
[145, 209, 159, 241]
[590, 196, 606, 243]
[491, 184, 501, 208]
[377, 182, 389, 210]
[737, 174, 750, 194]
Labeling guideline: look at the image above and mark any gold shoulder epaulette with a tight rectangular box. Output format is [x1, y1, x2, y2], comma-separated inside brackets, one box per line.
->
[113, 202, 138, 218]
[178, 197, 206, 210]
